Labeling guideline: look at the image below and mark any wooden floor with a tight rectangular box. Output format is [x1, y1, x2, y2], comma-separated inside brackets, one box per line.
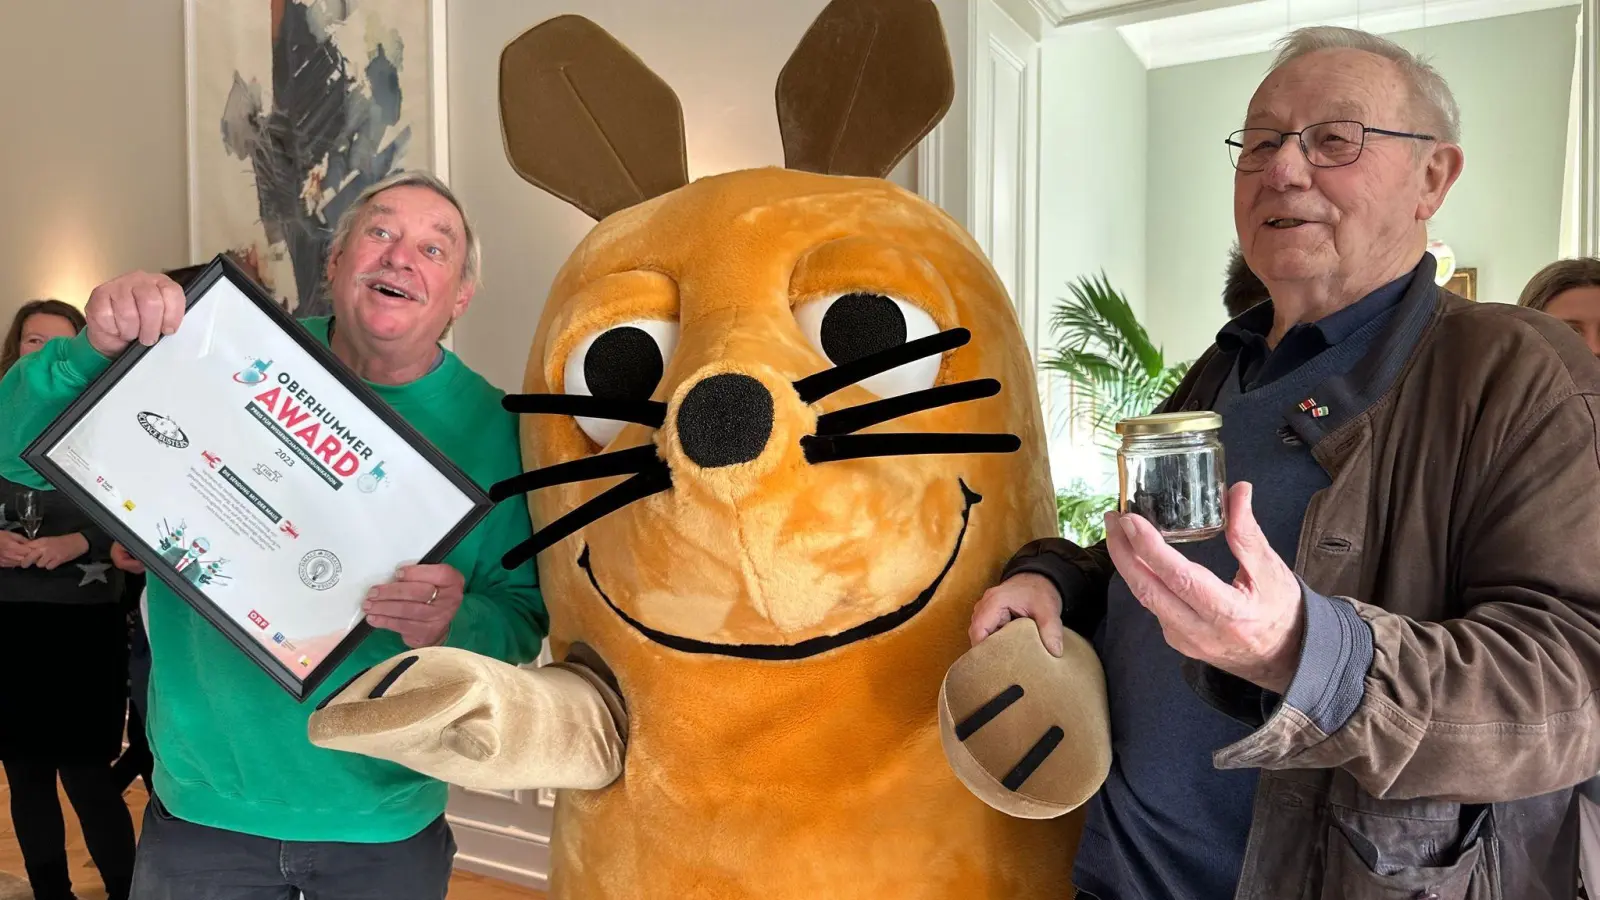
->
[0, 772, 545, 899]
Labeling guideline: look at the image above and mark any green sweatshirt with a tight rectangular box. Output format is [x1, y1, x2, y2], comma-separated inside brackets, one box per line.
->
[0, 317, 547, 842]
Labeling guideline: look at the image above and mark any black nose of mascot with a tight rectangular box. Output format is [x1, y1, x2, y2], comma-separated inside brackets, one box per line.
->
[676, 373, 774, 468]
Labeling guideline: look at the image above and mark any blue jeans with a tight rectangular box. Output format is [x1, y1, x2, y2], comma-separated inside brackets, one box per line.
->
[130, 795, 456, 900]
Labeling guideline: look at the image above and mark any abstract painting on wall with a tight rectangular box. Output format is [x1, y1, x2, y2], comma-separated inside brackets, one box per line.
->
[186, 0, 443, 318]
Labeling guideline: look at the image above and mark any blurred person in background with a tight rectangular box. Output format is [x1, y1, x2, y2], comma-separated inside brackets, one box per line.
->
[0, 299, 84, 374]
[1519, 256, 1600, 899]
[1222, 243, 1272, 318]
[1519, 257, 1600, 357]
[0, 299, 135, 900]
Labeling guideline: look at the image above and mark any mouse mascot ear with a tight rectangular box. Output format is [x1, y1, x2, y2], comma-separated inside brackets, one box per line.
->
[776, 0, 955, 177]
[499, 15, 690, 220]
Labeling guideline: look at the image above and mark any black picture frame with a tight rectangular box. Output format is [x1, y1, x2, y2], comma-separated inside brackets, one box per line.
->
[22, 254, 493, 701]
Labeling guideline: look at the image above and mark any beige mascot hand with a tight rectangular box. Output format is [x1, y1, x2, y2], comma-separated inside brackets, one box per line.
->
[939, 618, 1111, 820]
[308, 647, 627, 792]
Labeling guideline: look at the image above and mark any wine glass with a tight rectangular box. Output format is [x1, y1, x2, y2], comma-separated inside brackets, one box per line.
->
[16, 491, 42, 540]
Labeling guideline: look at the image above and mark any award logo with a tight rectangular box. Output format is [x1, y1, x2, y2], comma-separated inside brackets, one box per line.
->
[356, 460, 389, 493]
[247, 375, 376, 490]
[234, 357, 274, 385]
[93, 475, 123, 508]
[137, 412, 190, 449]
[299, 549, 342, 591]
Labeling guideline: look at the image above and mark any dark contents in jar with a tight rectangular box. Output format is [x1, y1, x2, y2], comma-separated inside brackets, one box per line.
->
[1125, 446, 1224, 538]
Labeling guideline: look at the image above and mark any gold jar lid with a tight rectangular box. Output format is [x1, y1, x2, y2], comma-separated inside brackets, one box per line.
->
[1115, 411, 1222, 435]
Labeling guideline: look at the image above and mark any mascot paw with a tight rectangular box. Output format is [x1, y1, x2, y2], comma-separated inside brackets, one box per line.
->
[308, 647, 626, 791]
[939, 618, 1111, 819]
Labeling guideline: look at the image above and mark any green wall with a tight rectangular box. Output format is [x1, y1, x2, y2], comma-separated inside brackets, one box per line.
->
[1143, 6, 1579, 363]
[1038, 25, 1149, 489]
[1040, 25, 1150, 322]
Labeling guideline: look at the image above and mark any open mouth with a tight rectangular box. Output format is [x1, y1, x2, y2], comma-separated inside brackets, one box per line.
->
[579, 480, 982, 659]
[365, 279, 416, 301]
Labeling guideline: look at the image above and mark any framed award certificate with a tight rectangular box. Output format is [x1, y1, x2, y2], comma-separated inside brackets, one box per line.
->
[23, 255, 493, 701]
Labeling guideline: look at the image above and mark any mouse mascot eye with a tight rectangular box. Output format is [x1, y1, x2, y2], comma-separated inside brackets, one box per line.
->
[307, 1, 1112, 897]
[795, 292, 941, 397]
[563, 320, 679, 446]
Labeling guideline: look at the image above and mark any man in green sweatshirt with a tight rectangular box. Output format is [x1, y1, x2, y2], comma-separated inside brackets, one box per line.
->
[0, 171, 548, 900]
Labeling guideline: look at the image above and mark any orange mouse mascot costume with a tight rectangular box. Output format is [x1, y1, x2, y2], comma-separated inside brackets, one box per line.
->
[308, 2, 1111, 897]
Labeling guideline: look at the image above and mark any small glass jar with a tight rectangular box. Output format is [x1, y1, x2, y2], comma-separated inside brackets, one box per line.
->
[1115, 412, 1226, 543]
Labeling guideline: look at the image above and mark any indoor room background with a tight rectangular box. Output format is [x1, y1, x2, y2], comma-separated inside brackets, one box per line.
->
[0, 1, 1596, 885]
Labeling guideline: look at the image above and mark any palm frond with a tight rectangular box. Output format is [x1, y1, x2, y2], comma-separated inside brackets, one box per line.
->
[1043, 272, 1197, 461]
[1040, 349, 1122, 387]
[1050, 273, 1163, 377]
[1056, 482, 1117, 544]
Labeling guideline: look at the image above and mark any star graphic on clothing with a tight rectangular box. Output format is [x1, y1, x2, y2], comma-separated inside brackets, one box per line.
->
[76, 561, 111, 586]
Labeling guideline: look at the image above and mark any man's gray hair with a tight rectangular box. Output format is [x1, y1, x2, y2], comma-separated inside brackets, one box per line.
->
[1269, 26, 1461, 145]
[327, 170, 482, 286]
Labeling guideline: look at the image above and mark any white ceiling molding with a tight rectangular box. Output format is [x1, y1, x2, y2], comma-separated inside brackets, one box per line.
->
[1116, 0, 1581, 70]
[1035, 0, 1263, 28]
[997, 0, 1052, 38]
[1029, 0, 1074, 21]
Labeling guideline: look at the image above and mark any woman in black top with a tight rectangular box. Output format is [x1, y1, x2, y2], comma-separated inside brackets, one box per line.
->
[0, 300, 135, 900]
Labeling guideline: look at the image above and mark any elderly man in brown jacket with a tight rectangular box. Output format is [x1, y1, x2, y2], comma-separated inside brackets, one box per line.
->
[970, 25, 1600, 900]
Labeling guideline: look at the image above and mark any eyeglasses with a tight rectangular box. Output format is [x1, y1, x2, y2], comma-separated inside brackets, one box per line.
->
[1226, 120, 1436, 172]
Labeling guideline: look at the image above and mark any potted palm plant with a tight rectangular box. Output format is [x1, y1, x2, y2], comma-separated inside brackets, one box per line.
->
[1042, 273, 1192, 544]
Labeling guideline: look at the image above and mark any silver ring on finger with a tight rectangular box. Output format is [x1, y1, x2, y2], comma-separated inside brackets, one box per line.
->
[427, 586, 438, 605]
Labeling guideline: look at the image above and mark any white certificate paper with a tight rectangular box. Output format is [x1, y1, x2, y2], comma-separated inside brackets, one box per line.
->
[26, 259, 489, 699]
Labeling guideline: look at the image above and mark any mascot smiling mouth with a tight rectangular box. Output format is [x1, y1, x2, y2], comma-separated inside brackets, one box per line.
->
[578, 480, 983, 659]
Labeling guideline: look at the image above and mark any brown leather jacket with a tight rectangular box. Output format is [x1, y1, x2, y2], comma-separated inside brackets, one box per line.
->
[1006, 266, 1600, 900]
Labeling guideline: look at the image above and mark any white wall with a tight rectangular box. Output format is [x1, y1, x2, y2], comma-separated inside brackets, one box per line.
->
[0, 1, 188, 324]
[448, 1, 917, 392]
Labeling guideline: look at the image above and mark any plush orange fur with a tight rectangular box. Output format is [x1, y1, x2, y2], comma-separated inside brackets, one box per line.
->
[522, 167, 1082, 898]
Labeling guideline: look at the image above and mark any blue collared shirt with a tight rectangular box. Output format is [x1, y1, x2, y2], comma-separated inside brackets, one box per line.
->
[1219, 268, 1415, 392]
